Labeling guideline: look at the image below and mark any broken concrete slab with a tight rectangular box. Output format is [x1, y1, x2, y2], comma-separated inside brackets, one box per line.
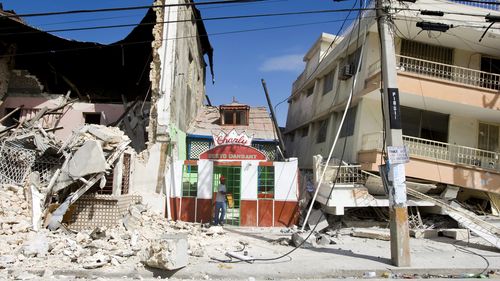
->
[291, 232, 317, 248]
[67, 140, 107, 178]
[410, 229, 440, 239]
[141, 234, 188, 270]
[81, 252, 110, 269]
[351, 228, 391, 241]
[307, 209, 329, 232]
[21, 232, 49, 258]
[87, 125, 126, 144]
[316, 234, 336, 245]
[442, 229, 470, 240]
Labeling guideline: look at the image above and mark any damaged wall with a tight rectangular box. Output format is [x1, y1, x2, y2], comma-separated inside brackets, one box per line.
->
[1, 95, 125, 140]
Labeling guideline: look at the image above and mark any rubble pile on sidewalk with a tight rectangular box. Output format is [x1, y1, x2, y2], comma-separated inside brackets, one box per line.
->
[0, 189, 225, 277]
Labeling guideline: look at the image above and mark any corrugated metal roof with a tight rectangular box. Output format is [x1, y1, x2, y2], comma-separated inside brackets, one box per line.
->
[187, 106, 277, 141]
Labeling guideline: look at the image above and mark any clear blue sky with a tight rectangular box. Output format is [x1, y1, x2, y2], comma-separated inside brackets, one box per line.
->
[1, 0, 358, 126]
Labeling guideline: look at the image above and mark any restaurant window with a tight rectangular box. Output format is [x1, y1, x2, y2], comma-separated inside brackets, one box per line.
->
[182, 165, 198, 197]
[258, 166, 274, 198]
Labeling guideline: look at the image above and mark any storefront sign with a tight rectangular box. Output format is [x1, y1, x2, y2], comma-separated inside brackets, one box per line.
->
[213, 129, 253, 146]
[200, 144, 266, 160]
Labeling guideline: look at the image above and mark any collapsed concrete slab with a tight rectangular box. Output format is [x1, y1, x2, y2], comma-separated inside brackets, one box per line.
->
[66, 140, 107, 179]
[141, 234, 188, 270]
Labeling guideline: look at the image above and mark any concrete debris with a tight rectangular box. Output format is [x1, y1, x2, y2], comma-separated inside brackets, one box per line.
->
[66, 140, 107, 179]
[307, 209, 329, 232]
[351, 228, 391, 241]
[0, 192, 227, 277]
[441, 229, 470, 240]
[291, 231, 317, 248]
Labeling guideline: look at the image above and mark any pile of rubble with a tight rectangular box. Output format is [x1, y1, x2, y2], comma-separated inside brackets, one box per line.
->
[0, 182, 226, 279]
[0, 105, 231, 278]
[0, 102, 133, 230]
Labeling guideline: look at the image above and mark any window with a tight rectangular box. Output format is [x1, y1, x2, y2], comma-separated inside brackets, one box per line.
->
[288, 131, 295, 143]
[182, 165, 198, 197]
[301, 125, 309, 137]
[316, 118, 329, 143]
[478, 123, 499, 152]
[400, 39, 453, 64]
[323, 70, 335, 95]
[481, 57, 500, 90]
[401, 106, 449, 142]
[339, 106, 358, 138]
[221, 109, 249, 125]
[84, 112, 101, 124]
[306, 86, 314, 97]
[258, 166, 274, 197]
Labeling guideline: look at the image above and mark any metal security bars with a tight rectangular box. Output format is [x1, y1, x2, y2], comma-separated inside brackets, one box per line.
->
[397, 55, 500, 90]
[182, 165, 198, 197]
[258, 166, 274, 197]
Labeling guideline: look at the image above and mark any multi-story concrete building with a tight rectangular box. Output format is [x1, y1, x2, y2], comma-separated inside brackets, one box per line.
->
[285, 0, 500, 214]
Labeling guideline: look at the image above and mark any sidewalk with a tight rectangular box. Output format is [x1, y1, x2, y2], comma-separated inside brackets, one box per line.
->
[12, 226, 498, 280]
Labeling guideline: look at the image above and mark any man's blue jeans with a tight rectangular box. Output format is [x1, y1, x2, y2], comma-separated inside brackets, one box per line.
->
[214, 201, 226, 225]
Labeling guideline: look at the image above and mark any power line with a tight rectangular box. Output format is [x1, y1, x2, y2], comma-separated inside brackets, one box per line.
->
[274, 0, 364, 111]
[0, 0, 269, 19]
[0, 7, 377, 36]
[0, 16, 375, 58]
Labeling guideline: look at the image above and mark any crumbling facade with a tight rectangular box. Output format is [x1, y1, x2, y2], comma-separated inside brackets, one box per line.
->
[0, 0, 214, 219]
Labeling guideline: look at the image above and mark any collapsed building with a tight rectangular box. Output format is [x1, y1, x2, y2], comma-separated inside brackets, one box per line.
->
[0, 0, 215, 228]
[285, 0, 500, 247]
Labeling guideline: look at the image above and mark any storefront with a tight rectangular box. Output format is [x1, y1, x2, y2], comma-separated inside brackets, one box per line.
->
[167, 103, 299, 226]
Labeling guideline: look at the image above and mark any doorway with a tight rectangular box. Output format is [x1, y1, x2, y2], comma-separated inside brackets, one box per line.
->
[213, 165, 241, 226]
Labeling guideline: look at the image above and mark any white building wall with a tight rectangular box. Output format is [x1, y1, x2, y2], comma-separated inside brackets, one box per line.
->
[241, 161, 259, 200]
[157, 0, 179, 132]
[274, 159, 299, 201]
[172, 160, 183, 198]
[197, 160, 213, 199]
[131, 143, 165, 214]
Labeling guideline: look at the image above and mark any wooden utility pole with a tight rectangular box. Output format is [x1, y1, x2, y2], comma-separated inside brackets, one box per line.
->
[376, 0, 411, 266]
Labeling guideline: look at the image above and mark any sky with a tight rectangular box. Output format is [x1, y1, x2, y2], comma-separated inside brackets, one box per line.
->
[1, 0, 359, 126]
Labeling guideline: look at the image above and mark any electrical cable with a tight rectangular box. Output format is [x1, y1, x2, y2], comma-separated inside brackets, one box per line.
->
[0, 0, 270, 19]
[0, 16, 377, 59]
[209, 0, 368, 264]
[0, 7, 378, 36]
[274, 0, 364, 117]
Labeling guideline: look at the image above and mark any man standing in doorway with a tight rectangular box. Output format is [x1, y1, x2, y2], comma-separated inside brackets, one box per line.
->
[213, 175, 227, 226]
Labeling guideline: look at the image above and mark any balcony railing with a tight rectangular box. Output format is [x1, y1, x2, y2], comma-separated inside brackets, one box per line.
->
[317, 162, 368, 184]
[450, 0, 500, 11]
[361, 132, 500, 171]
[397, 55, 500, 91]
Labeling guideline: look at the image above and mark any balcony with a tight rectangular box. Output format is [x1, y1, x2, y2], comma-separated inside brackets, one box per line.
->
[362, 132, 499, 171]
[359, 132, 500, 194]
[367, 55, 500, 91]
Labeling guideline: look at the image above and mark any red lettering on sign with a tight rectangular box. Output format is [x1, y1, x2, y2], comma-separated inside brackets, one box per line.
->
[200, 144, 266, 160]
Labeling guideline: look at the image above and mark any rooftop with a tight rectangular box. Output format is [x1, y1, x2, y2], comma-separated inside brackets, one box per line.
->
[187, 105, 277, 141]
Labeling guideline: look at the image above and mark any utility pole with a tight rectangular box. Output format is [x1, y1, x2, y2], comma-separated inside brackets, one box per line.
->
[376, 0, 411, 267]
[261, 79, 287, 158]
